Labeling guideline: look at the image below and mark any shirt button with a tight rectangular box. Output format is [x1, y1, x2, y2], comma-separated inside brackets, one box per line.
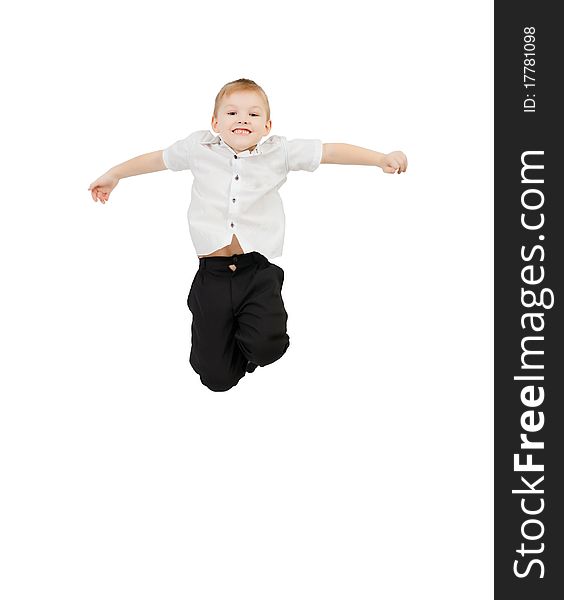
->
[235, 175, 239, 180]
[234, 155, 238, 159]
[232, 198, 236, 203]
[230, 222, 234, 228]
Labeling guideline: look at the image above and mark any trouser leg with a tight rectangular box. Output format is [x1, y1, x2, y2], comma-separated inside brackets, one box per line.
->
[233, 258, 290, 367]
[187, 267, 247, 392]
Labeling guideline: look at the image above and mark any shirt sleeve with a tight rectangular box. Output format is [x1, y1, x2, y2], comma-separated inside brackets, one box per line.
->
[162, 131, 199, 171]
[282, 137, 323, 172]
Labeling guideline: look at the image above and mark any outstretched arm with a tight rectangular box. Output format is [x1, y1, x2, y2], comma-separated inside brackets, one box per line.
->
[88, 150, 167, 204]
[321, 143, 407, 174]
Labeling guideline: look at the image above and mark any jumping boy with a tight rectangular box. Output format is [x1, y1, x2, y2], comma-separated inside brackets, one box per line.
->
[88, 78, 408, 392]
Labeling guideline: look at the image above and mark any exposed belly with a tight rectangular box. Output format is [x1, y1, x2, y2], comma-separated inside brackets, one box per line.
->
[198, 234, 245, 258]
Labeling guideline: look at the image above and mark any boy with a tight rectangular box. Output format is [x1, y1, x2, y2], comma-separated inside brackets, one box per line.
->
[88, 78, 407, 392]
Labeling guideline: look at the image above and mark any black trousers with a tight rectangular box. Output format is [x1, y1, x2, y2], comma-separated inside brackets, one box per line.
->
[187, 251, 290, 392]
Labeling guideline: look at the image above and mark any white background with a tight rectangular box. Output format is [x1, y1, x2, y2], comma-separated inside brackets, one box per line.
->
[0, 1, 493, 598]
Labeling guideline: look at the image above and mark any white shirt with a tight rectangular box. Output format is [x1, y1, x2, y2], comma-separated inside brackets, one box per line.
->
[162, 130, 323, 259]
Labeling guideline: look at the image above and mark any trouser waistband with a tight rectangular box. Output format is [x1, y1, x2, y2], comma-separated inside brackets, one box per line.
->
[198, 251, 267, 272]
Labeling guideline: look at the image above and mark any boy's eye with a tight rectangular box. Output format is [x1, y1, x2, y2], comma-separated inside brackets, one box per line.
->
[227, 112, 260, 117]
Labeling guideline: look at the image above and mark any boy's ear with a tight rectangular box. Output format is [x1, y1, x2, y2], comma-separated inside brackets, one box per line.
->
[211, 116, 218, 131]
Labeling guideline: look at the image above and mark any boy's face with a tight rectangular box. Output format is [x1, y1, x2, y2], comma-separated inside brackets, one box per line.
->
[211, 90, 272, 153]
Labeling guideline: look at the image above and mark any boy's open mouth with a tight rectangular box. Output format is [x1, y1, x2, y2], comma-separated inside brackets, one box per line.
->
[232, 128, 251, 135]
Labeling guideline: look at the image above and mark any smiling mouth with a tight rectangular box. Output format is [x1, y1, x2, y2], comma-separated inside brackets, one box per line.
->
[232, 129, 251, 135]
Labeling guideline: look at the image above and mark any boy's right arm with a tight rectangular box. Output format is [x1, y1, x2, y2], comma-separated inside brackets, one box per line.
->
[89, 150, 167, 204]
[109, 150, 167, 179]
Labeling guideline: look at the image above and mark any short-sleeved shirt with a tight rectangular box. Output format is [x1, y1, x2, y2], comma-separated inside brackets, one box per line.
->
[162, 130, 323, 259]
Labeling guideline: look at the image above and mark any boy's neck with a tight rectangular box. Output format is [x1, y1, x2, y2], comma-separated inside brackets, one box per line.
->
[220, 135, 257, 154]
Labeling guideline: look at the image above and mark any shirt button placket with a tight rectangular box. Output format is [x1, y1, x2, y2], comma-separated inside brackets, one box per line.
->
[229, 155, 240, 232]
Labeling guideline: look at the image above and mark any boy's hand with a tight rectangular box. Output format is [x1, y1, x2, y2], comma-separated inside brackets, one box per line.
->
[88, 172, 120, 204]
[380, 151, 408, 174]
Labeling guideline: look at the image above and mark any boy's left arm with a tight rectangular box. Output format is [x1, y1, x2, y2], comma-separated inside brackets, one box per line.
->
[321, 143, 408, 174]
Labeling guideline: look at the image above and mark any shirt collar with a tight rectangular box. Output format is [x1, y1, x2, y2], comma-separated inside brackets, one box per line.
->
[200, 133, 261, 156]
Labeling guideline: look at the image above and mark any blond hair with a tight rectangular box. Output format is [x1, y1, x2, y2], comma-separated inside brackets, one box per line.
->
[213, 78, 271, 122]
